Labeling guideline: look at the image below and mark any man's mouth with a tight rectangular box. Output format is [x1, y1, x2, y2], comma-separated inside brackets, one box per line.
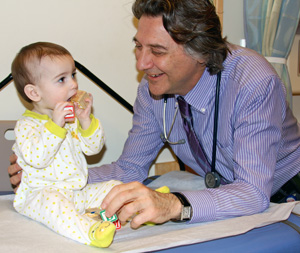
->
[148, 73, 164, 78]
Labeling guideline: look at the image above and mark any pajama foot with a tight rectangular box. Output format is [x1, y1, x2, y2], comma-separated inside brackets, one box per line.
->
[89, 221, 116, 248]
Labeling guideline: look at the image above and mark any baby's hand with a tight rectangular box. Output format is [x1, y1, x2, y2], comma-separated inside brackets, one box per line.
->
[74, 93, 93, 129]
[53, 101, 74, 127]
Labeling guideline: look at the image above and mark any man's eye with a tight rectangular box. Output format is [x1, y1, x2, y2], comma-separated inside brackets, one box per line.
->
[152, 51, 163, 56]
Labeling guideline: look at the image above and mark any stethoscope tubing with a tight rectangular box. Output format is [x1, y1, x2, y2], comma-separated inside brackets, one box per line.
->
[211, 71, 222, 173]
[162, 71, 222, 174]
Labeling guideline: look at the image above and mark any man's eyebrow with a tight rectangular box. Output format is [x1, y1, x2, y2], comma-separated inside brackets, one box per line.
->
[133, 37, 168, 51]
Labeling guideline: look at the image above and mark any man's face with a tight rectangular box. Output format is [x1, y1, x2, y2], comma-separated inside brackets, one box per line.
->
[134, 15, 206, 96]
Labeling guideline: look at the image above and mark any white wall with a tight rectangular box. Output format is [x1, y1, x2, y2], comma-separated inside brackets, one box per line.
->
[223, 0, 244, 45]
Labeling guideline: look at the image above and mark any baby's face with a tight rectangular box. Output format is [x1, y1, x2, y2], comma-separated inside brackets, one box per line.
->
[34, 55, 78, 110]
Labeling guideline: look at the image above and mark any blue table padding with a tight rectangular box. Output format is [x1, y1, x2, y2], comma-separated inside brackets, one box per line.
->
[158, 214, 300, 253]
[289, 213, 300, 226]
[0, 191, 14, 195]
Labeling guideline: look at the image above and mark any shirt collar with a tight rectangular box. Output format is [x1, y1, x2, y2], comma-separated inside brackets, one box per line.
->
[23, 110, 50, 120]
[177, 68, 217, 114]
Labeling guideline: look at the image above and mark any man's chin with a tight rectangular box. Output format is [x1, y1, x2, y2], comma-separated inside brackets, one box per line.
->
[149, 93, 164, 100]
[148, 84, 166, 97]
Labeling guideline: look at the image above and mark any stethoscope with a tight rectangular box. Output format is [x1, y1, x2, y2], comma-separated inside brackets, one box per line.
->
[160, 71, 222, 188]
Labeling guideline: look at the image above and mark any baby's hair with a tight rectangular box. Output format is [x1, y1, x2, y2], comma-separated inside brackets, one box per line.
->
[11, 42, 73, 102]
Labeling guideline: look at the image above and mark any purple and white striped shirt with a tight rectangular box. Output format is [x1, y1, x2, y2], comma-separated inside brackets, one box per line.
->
[89, 45, 300, 223]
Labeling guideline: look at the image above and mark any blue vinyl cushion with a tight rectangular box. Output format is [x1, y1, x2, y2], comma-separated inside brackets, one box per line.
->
[157, 214, 300, 253]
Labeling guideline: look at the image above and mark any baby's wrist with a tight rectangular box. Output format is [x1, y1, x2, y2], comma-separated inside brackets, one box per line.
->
[79, 117, 92, 130]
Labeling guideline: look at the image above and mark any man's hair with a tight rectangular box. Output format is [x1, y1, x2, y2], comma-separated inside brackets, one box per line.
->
[132, 0, 229, 75]
[11, 42, 72, 102]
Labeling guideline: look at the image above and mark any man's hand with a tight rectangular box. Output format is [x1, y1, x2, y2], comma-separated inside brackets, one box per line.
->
[101, 182, 182, 229]
[8, 154, 22, 193]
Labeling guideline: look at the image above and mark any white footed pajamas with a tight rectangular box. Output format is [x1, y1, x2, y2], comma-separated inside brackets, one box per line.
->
[15, 181, 120, 245]
[13, 110, 121, 245]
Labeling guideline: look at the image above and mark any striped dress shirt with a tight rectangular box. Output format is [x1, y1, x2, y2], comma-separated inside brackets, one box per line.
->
[89, 44, 300, 223]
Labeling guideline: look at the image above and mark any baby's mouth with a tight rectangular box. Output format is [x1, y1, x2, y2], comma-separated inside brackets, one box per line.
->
[67, 94, 76, 102]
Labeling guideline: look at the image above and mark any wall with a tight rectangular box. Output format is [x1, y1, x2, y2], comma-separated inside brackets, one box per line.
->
[223, 0, 244, 45]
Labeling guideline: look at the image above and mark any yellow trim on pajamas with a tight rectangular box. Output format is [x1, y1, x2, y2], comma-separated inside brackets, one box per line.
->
[45, 119, 68, 139]
[78, 114, 99, 137]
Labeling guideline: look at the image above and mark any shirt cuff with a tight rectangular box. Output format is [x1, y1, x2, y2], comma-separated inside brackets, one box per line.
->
[181, 190, 216, 223]
[45, 119, 67, 139]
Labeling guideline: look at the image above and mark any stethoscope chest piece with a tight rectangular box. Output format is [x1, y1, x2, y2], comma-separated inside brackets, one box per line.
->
[205, 171, 221, 188]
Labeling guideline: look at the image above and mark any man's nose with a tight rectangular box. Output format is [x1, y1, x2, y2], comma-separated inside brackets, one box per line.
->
[136, 50, 153, 71]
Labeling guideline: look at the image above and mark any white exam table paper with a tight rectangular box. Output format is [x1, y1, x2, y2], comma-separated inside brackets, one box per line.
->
[0, 193, 299, 253]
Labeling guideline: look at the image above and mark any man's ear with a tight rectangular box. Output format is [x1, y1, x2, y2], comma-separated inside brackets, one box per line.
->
[197, 60, 206, 67]
[24, 84, 41, 102]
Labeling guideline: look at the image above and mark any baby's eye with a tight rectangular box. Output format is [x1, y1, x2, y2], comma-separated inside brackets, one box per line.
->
[58, 77, 65, 83]
[72, 72, 77, 79]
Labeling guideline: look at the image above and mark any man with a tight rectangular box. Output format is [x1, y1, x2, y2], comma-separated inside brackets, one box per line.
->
[8, 0, 300, 229]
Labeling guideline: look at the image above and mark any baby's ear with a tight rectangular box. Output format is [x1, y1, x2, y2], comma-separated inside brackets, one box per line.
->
[24, 84, 41, 102]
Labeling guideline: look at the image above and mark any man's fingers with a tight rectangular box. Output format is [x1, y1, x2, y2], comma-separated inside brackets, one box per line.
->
[102, 182, 144, 217]
[101, 184, 123, 210]
[117, 200, 142, 225]
[130, 212, 150, 229]
[130, 191, 182, 228]
[8, 163, 22, 177]
[9, 153, 17, 164]
[10, 171, 22, 186]
[101, 182, 179, 229]
[10, 171, 22, 193]
[102, 183, 134, 214]
[13, 185, 19, 193]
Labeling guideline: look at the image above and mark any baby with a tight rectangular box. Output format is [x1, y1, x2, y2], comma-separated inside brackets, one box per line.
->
[11, 42, 121, 247]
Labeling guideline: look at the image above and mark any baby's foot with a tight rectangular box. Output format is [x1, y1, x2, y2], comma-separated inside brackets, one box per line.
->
[89, 221, 116, 248]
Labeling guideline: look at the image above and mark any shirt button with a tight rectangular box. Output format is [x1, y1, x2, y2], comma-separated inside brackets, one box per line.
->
[200, 108, 206, 113]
